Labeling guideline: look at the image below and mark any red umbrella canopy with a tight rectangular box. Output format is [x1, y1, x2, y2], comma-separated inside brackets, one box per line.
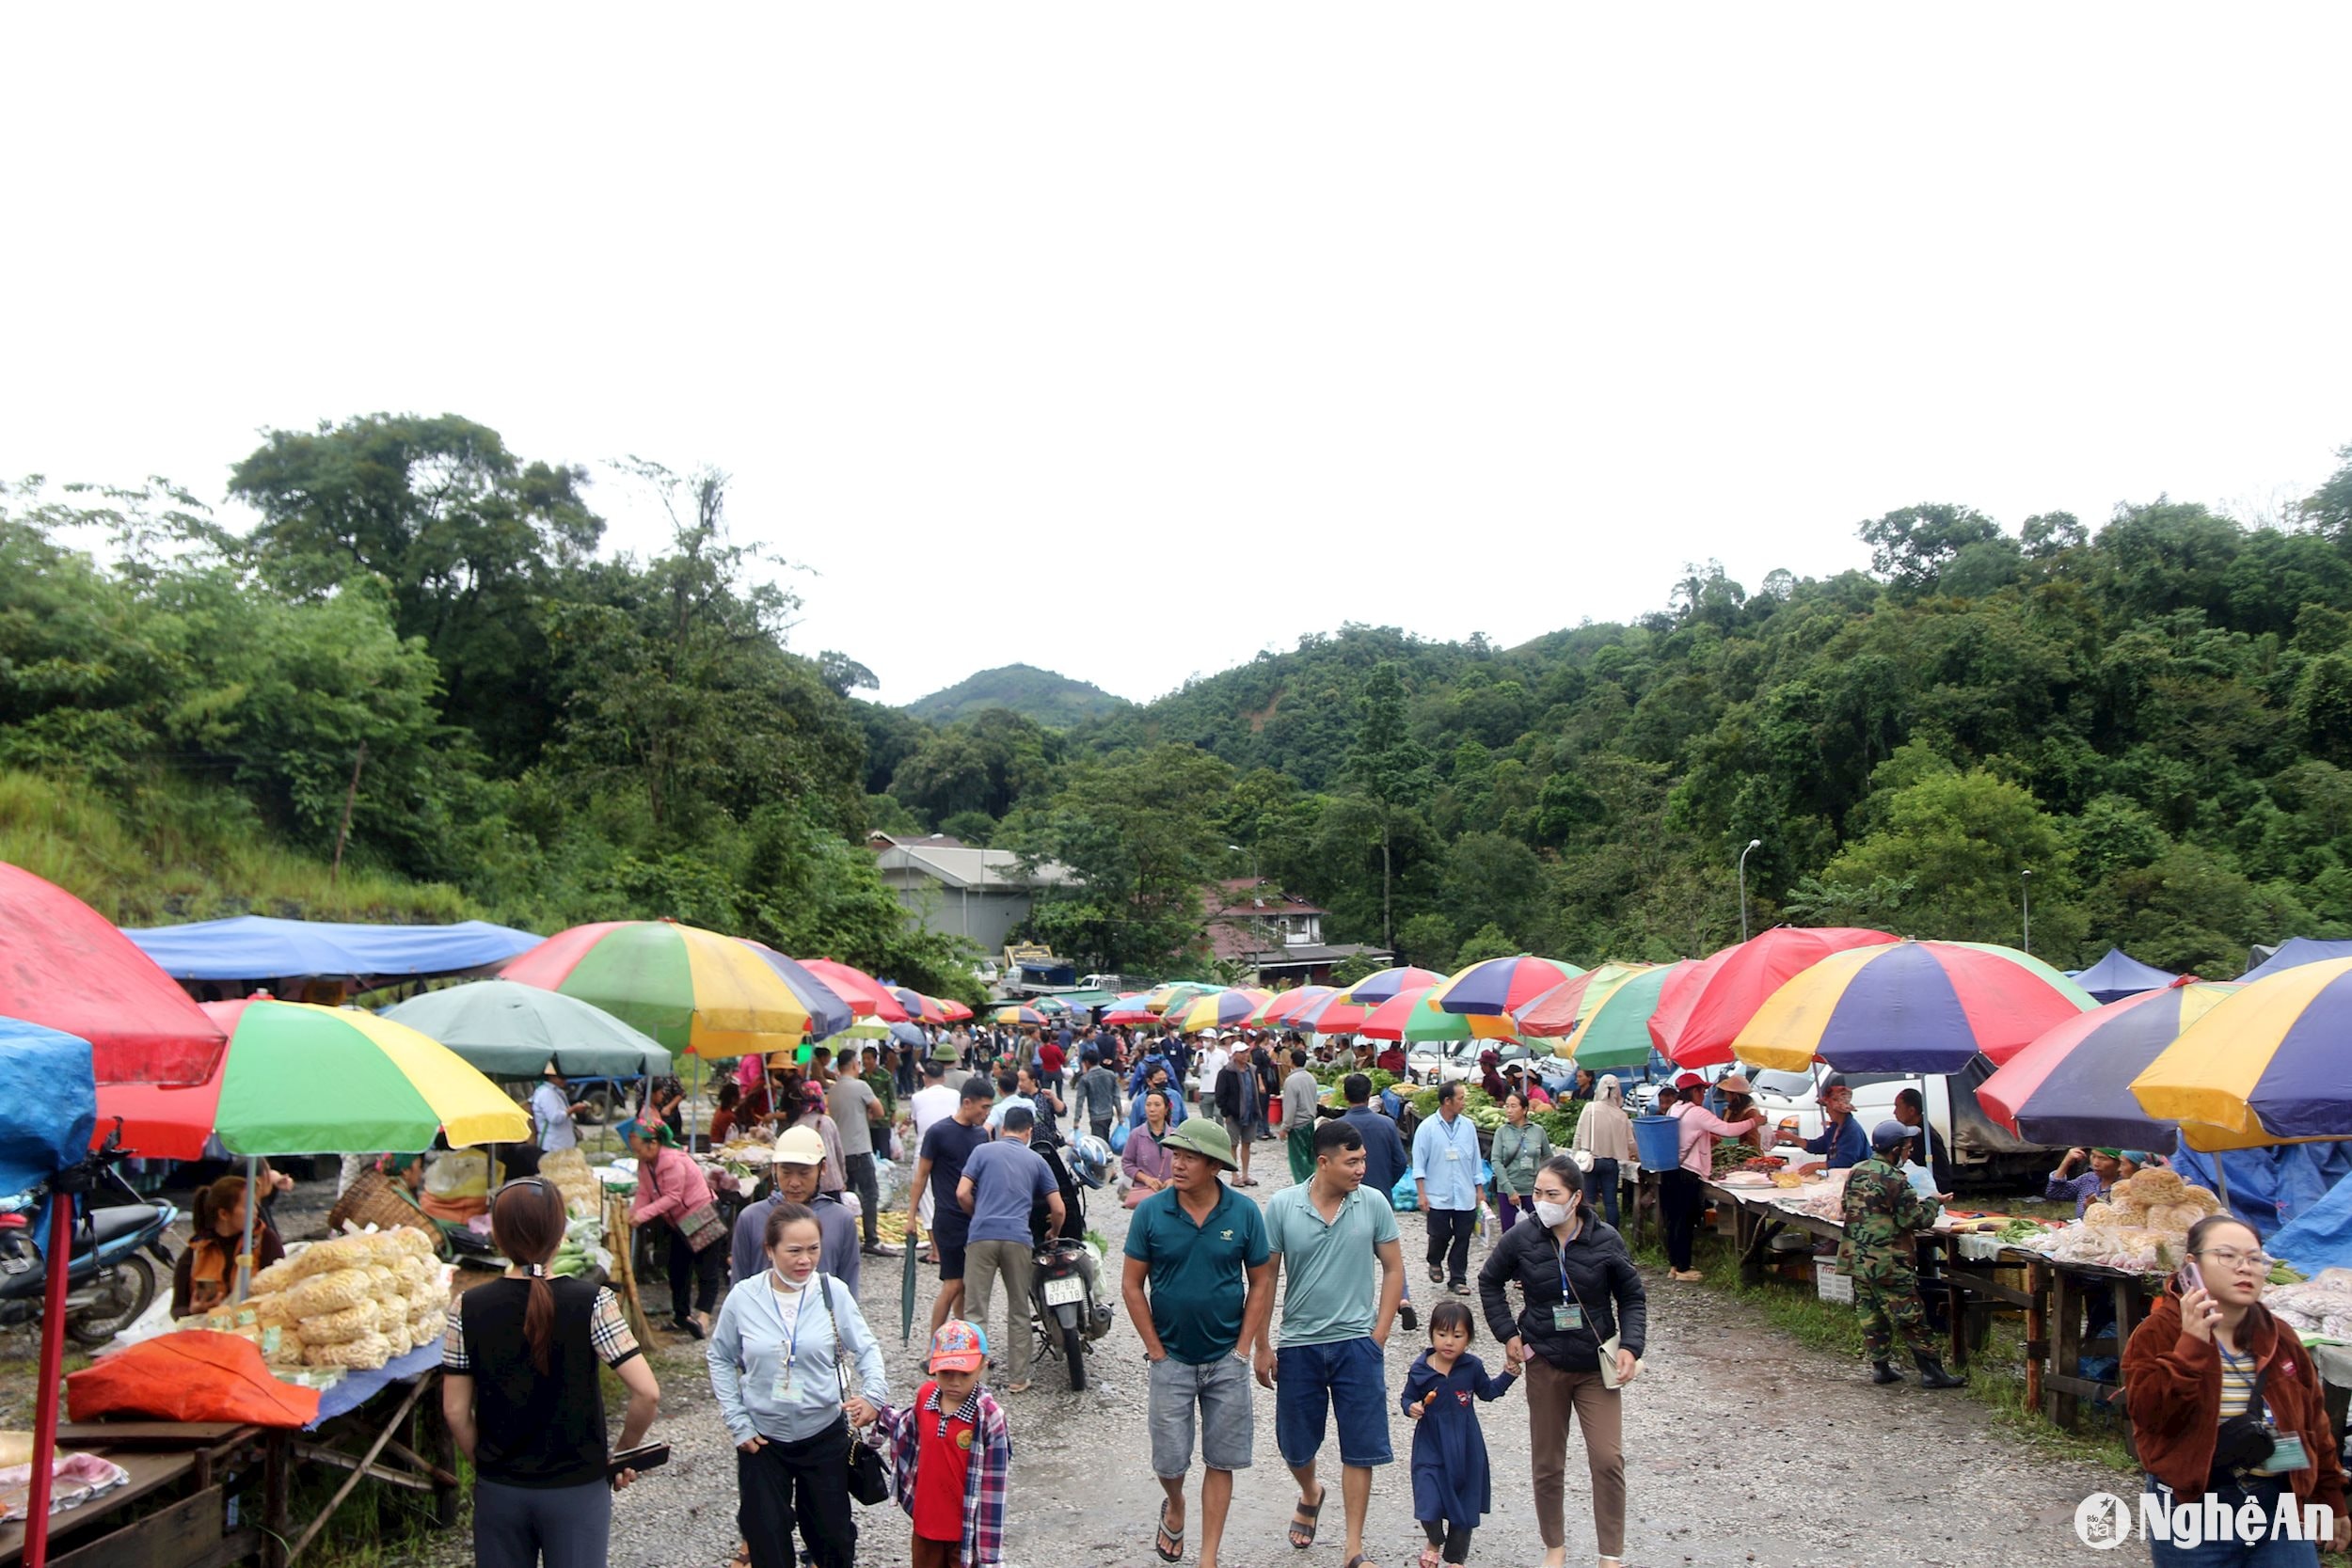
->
[799, 958, 910, 1022]
[1652, 927, 1895, 1069]
[1357, 986, 1438, 1041]
[935, 998, 974, 1022]
[888, 988, 947, 1025]
[0, 863, 224, 1085]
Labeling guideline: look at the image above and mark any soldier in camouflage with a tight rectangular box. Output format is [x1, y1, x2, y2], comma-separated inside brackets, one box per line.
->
[1837, 1120, 1965, 1388]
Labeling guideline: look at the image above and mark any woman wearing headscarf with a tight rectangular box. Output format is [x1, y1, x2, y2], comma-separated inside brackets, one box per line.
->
[1569, 1075, 1637, 1228]
[326, 1151, 451, 1259]
[625, 1118, 727, 1339]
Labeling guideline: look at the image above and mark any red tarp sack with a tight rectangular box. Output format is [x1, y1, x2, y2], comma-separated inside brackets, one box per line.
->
[66, 1332, 321, 1428]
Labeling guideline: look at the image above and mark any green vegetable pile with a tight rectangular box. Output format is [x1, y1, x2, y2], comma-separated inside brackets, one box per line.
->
[1994, 1217, 2047, 1245]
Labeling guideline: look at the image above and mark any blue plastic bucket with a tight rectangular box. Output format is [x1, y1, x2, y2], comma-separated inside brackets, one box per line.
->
[1631, 1115, 1681, 1171]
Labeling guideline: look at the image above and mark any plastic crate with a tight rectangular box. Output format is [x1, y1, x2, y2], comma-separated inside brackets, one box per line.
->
[1815, 1260, 1853, 1303]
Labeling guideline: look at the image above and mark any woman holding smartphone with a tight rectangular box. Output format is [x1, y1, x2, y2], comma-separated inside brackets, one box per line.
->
[443, 1179, 663, 1568]
[2122, 1214, 2349, 1564]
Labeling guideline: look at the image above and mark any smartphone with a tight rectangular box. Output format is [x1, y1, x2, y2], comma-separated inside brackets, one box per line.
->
[2175, 1258, 2205, 1298]
[608, 1443, 671, 1480]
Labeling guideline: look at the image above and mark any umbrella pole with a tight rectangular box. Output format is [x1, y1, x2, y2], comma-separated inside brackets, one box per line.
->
[237, 1155, 258, 1302]
[2214, 1157, 2232, 1213]
[24, 1189, 72, 1568]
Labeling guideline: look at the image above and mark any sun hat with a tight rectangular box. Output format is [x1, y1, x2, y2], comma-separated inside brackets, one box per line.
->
[929, 1319, 989, 1373]
[1159, 1119, 1239, 1170]
[1716, 1072, 1753, 1096]
[931, 1042, 961, 1063]
[773, 1126, 827, 1165]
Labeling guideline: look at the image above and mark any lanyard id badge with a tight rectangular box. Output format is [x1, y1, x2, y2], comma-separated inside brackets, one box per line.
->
[2267, 1433, 2312, 1473]
[770, 1279, 813, 1402]
[1552, 1304, 1584, 1332]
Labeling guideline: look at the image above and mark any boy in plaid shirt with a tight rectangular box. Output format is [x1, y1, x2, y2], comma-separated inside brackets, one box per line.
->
[868, 1320, 1011, 1568]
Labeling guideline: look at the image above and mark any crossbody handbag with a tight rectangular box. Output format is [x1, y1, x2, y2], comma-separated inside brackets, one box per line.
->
[1555, 1236, 1630, 1391]
[658, 1155, 727, 1253]
[819, 1275, 893, 1505]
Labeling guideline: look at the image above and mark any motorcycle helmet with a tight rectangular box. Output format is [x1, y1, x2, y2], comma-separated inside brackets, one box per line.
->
[1069, 1133, 1111, 1190]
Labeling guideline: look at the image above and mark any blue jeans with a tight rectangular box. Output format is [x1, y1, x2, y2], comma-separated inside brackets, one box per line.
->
[1275, 1338, 1392, 1468]
[2141, 1476, 2322, 1567]
[1582, 1158, 1621, 1227]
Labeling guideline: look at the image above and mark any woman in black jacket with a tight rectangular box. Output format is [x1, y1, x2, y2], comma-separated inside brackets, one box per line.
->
[1477, 1153, 1645, 1568]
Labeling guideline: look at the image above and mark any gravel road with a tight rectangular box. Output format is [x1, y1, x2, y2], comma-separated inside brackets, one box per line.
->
[501, 1148, 2130, 1568]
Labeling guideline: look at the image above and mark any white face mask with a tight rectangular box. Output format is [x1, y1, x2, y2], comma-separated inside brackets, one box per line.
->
[1534, 1199, 1575, 1229]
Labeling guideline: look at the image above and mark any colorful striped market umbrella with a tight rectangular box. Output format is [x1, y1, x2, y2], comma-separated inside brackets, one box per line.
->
[935, 998, 975, 1022]
[1360, 988, 1519, 1044]
[1432, 955, 1584, 1016]
[1102, 994, 1159, 1025]
[1250, 987, 1336, 1028]
[1513, 962, 1656, 1040]
[888, 988, 948, 1025]
[1146, 982, 1222, 1015]
[800, 959, 909, 1023]
[1167, 989, 1274, 1033]
[2132, 957, 2352, 1145]
[503, 920, 823, 1056]
[1292, 990, 1377, 1037]
[1980, 979, 2240, 1148]
[1654, 927, 1895, 1068]
[99, 998, 528, 1160]
[739, 942, 855, 1042]
[992, 1004, 1050, 1027]
[1335, 966, 1448, 1006]
[1733, 939, 2095, 1075]
[1560, 959, 1695, 1071]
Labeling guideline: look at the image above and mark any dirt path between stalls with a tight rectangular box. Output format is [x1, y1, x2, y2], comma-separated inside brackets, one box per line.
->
[406, 1150, 2130, 1568]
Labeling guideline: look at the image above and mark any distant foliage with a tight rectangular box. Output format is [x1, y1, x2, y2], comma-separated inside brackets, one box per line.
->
[902, 665, 1129, 728]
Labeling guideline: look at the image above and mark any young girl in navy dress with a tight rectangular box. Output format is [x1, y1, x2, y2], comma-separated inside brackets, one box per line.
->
[1401, 1300, 1518, 1568]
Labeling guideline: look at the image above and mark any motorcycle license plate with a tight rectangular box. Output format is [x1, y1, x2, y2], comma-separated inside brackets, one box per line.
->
[1042, 1276, 1086, 1307]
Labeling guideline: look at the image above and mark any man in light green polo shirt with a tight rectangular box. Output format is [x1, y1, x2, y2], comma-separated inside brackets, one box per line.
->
[1254, 1117, 1405, 1565]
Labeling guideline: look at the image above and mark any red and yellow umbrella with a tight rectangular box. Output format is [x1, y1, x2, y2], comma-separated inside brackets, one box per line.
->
[1513, 962, 1656, 1039]
[101, 998, 528, 1159]
[993, 1004, 1050, 1027]
[935, 998, 975, 1022]
[501, 920, 821, 1057]
[800, 958, 909, 1022]
[1250, 987, 1336, 1028]
[889, 988, 948, 1025]
[1653, 927, 1894, 1068]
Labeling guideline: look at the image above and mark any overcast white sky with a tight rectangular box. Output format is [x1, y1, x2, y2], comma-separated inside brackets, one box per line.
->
[7, 7, 2349, 706]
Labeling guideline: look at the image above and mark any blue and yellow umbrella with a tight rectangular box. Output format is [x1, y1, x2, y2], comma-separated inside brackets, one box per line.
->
[2132, 957, 2352, 1145]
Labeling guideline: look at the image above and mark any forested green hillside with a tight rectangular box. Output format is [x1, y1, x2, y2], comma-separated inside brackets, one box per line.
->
[9, 415, 2351, 990]
[871, 471, 2352, 978]
[903, 664, 1128, 728]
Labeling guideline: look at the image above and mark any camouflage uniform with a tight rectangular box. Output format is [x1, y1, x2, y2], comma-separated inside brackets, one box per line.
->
[1836, 1154, 1942, 1360]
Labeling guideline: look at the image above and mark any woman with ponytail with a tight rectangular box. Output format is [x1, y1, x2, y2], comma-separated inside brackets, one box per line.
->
[443, 1178, 663, 1568]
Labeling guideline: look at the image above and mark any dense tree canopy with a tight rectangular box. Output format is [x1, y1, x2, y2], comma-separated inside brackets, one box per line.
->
[8, 422, 2352, 990]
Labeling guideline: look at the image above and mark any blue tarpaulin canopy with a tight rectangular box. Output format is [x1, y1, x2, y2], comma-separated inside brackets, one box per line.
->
[120, 916, 543, 986]
[2241, 938, 2352, 984]
[2069, 947, 2181, 1004]
[2170, 1139, 2352, 1242]
[2268, 1168, 2352, 1275]
[0, 1019, 97, 1198]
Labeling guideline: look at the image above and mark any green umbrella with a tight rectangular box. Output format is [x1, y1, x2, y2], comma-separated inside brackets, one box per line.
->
[379, 979, 673, 1079]
[1558, 959, 1692, 1070]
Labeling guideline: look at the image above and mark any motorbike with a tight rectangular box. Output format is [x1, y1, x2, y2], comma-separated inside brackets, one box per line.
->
[0, 1128, 177, 1347]
[1027, 1135, 1116, 1390]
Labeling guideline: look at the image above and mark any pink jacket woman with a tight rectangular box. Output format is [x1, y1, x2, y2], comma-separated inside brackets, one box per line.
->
[629, 1140, 716, 1227]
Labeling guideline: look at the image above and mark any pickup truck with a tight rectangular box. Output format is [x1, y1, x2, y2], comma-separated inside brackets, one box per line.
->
[1744, 1061, 2061, 1187]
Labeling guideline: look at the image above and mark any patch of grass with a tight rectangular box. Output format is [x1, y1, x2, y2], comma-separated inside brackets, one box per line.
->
[0, 768, 473, 924]
[1664, 1225, 2136, 1474]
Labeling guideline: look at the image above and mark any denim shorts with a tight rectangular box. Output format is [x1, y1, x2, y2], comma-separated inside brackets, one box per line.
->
[1275, 1337, 1392, 1468]
[1148, 1353, 1255, 1477]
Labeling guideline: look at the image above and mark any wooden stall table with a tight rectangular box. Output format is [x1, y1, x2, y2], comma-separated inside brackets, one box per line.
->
[0, 1423, 262, 1568]
[2042, 1259, 2157, 1433]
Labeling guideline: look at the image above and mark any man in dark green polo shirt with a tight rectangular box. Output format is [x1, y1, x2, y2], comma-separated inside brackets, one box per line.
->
[1122, 1119, 1275, 1568]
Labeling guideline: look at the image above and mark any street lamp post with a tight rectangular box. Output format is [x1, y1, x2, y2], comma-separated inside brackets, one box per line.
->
[2021, 869, 2032, 955]
[1738, 838, 1762, 942]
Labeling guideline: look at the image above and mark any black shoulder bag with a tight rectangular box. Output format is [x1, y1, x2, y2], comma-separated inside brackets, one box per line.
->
[2211, 1357, 2275, 1484]
[819, 1275, 893, 1505]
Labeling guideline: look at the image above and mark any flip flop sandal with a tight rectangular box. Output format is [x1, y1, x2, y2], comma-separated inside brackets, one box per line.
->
[1155, 1502, 1185, 1563]
[1343, 1554, 1380, 1568]
[1287, 1486, 1327, 1550]
[1417, 1544, 1443, 1568]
